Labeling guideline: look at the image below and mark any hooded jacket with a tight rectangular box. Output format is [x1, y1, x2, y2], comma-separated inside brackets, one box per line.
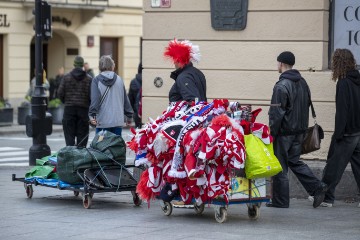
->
[89, 71, 133, 128]
[168, 62, 207, 102]
[269, 69, 310, 136]
[128, 73, 142, 113]
[57, 67, 92, 108]
[334, 70, 360, 140]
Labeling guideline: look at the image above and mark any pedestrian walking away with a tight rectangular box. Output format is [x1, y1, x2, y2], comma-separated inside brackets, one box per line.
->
[128, 62, 143, 129]
[313, 48, 360, 208]
[267, 51, 327, 208]
[89, 55, 133, 136]
[164, 39, 207, 103]
[57, 55, 92, 147]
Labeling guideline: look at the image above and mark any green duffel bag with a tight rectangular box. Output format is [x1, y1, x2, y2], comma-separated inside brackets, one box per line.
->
[57, 131, 126, 184]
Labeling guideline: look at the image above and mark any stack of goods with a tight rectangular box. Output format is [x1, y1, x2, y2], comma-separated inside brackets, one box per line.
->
[127, 99, 273, 205]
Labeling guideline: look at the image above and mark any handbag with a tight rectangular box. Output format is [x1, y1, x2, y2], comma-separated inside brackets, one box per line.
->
[244, 134, 283, 179]
[301, 93, 324, 154]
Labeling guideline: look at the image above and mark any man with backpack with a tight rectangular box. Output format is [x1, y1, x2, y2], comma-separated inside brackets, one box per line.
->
[128, 63, 142, 129]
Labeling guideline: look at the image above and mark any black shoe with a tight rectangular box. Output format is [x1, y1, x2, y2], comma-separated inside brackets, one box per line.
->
[266, 202, 289, 208]
[313, 182, 328, 208]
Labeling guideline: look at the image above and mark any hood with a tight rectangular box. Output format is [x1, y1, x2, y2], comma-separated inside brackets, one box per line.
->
[279, 69, 301, 82]
[70, 67, 87, 81]
[347, 70, 360, 86]
[135, 73, 142, 84]
[170, 62, 193, 81]
[97, 71, 117, 86]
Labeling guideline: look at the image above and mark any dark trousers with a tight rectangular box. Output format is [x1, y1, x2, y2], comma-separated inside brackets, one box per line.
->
[134, 112, 142, 129]
[272, 134, 321, 207]
[62, 106, 89, 147]
[322, 135, 360, 203]
[96, 127, 122, 136]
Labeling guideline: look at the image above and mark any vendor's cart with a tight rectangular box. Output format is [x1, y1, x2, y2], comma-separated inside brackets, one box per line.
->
[159, 176, 270, 223]
[12, 164, 143, 209]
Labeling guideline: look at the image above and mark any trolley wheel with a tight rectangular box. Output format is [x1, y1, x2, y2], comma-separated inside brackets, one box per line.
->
[133, 194, 142, 206]
[26, 185, 33, 199]
[161, 201, 173, 216]
[73, 191, 79, 197]
[214, 207, 227, 223]
[194, 203, 205, 214]
[82, 194, 92, 209]
[248, 205, 260, 220]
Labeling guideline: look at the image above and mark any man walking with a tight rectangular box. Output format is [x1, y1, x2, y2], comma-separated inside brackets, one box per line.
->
[313, 49, 360, 208]
[58, 56, 92, 147]
[89, 55, 133, 136]
[267, 51, 326, 208]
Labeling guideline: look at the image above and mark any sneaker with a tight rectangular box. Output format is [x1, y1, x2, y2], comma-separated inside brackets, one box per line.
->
[319, 202, 333, 207]
[313, 182, 328, 208]
[308, 195, 333, 207]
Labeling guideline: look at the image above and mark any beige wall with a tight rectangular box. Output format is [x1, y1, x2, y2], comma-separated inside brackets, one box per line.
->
[0, 1, 142, 104]
[142, 0, 333, 160]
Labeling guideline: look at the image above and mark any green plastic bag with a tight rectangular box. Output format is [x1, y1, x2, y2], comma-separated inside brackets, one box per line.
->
[244, 134, 282, 179]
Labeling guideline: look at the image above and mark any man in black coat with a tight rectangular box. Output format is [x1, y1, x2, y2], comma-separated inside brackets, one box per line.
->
[164, 39, 207, 103]
[267, 51, 326, 208]
[128, 63, 142, 129]
[57, 56, 92, 147]
[313, 49, 360, 208]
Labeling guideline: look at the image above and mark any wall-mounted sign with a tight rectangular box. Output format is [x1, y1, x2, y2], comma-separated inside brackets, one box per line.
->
[0, 14, 10, 27]
[210, 0, 248, 31]
[151, 0, 171, 8]
[52, 16, 71, 27]
[333, 0, 360, 64]
[87, 35, 94, 47]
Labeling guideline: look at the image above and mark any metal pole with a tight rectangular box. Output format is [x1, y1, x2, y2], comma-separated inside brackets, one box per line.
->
[28, 0, 51, 166]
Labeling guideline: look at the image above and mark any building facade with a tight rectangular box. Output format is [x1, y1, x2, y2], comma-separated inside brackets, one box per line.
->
[142, 0, 360, 160]
[0, 0, 143, 105]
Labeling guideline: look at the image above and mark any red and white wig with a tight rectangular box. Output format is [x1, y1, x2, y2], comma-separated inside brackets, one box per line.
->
[164, 39, 201, 68]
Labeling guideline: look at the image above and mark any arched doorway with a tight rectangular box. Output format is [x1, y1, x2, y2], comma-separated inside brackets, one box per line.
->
[30, 30, 80, 83]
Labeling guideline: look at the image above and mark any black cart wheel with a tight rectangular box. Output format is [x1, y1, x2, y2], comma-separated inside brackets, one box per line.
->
[214, 207, 227, 223]
[83, 194, 92, 209]
[161, 201, 173, 216]
[26, 185, 33, 199]
[73, 191, 79, 197]
[248, 205, 260, 220]
[194, 203, 205, 214]
[133, 194, 142, 206]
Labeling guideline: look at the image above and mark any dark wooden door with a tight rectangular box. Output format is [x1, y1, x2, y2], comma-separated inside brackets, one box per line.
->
[0, 35, 3, 98]
[100, 37, 119, 74]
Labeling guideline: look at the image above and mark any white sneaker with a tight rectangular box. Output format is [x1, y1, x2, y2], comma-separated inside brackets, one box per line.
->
[319, 202, 333, 207]
[308, 196, 333, 207]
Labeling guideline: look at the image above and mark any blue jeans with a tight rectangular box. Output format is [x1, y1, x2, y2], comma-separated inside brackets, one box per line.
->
[96, 127, 122, 136]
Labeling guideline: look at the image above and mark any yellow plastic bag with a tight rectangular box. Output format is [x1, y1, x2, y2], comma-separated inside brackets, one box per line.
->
[244, 134, 282, 179]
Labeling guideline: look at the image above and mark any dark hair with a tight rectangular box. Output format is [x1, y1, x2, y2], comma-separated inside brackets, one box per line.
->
[331, 49, 356, 81]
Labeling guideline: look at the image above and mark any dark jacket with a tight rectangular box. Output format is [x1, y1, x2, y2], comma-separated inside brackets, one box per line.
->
[169, 63, 207, 102]
[57, 67, 92, 108]
[269, 69, 310, 136]
[334, 70, 360, 140]
[128, 73, 142, 112]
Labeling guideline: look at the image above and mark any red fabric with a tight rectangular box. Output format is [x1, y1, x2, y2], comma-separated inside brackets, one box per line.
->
[164, 40, 192, 68]
[136, 169, 156, 202]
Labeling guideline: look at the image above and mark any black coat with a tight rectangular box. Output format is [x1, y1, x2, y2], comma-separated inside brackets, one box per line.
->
[168, 63, 207, 102]
[334, 70, 360, 140]
[128, 73, 142, 113]
[268, 69, 310, 136]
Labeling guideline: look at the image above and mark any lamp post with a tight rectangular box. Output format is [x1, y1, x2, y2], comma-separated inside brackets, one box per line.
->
[26, 0, 52, 166]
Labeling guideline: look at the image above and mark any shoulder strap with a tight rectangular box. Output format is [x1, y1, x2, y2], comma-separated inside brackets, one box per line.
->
[99, 74, 117, 107]
[303, 78, 316, 119]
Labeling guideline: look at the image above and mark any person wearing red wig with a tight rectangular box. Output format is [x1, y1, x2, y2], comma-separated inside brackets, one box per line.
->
[164, 39, 207, 103]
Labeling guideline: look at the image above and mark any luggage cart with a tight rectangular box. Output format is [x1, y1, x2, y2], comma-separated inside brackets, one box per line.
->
[12, 164, 144, 209]
[159, 177, 270, 223]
